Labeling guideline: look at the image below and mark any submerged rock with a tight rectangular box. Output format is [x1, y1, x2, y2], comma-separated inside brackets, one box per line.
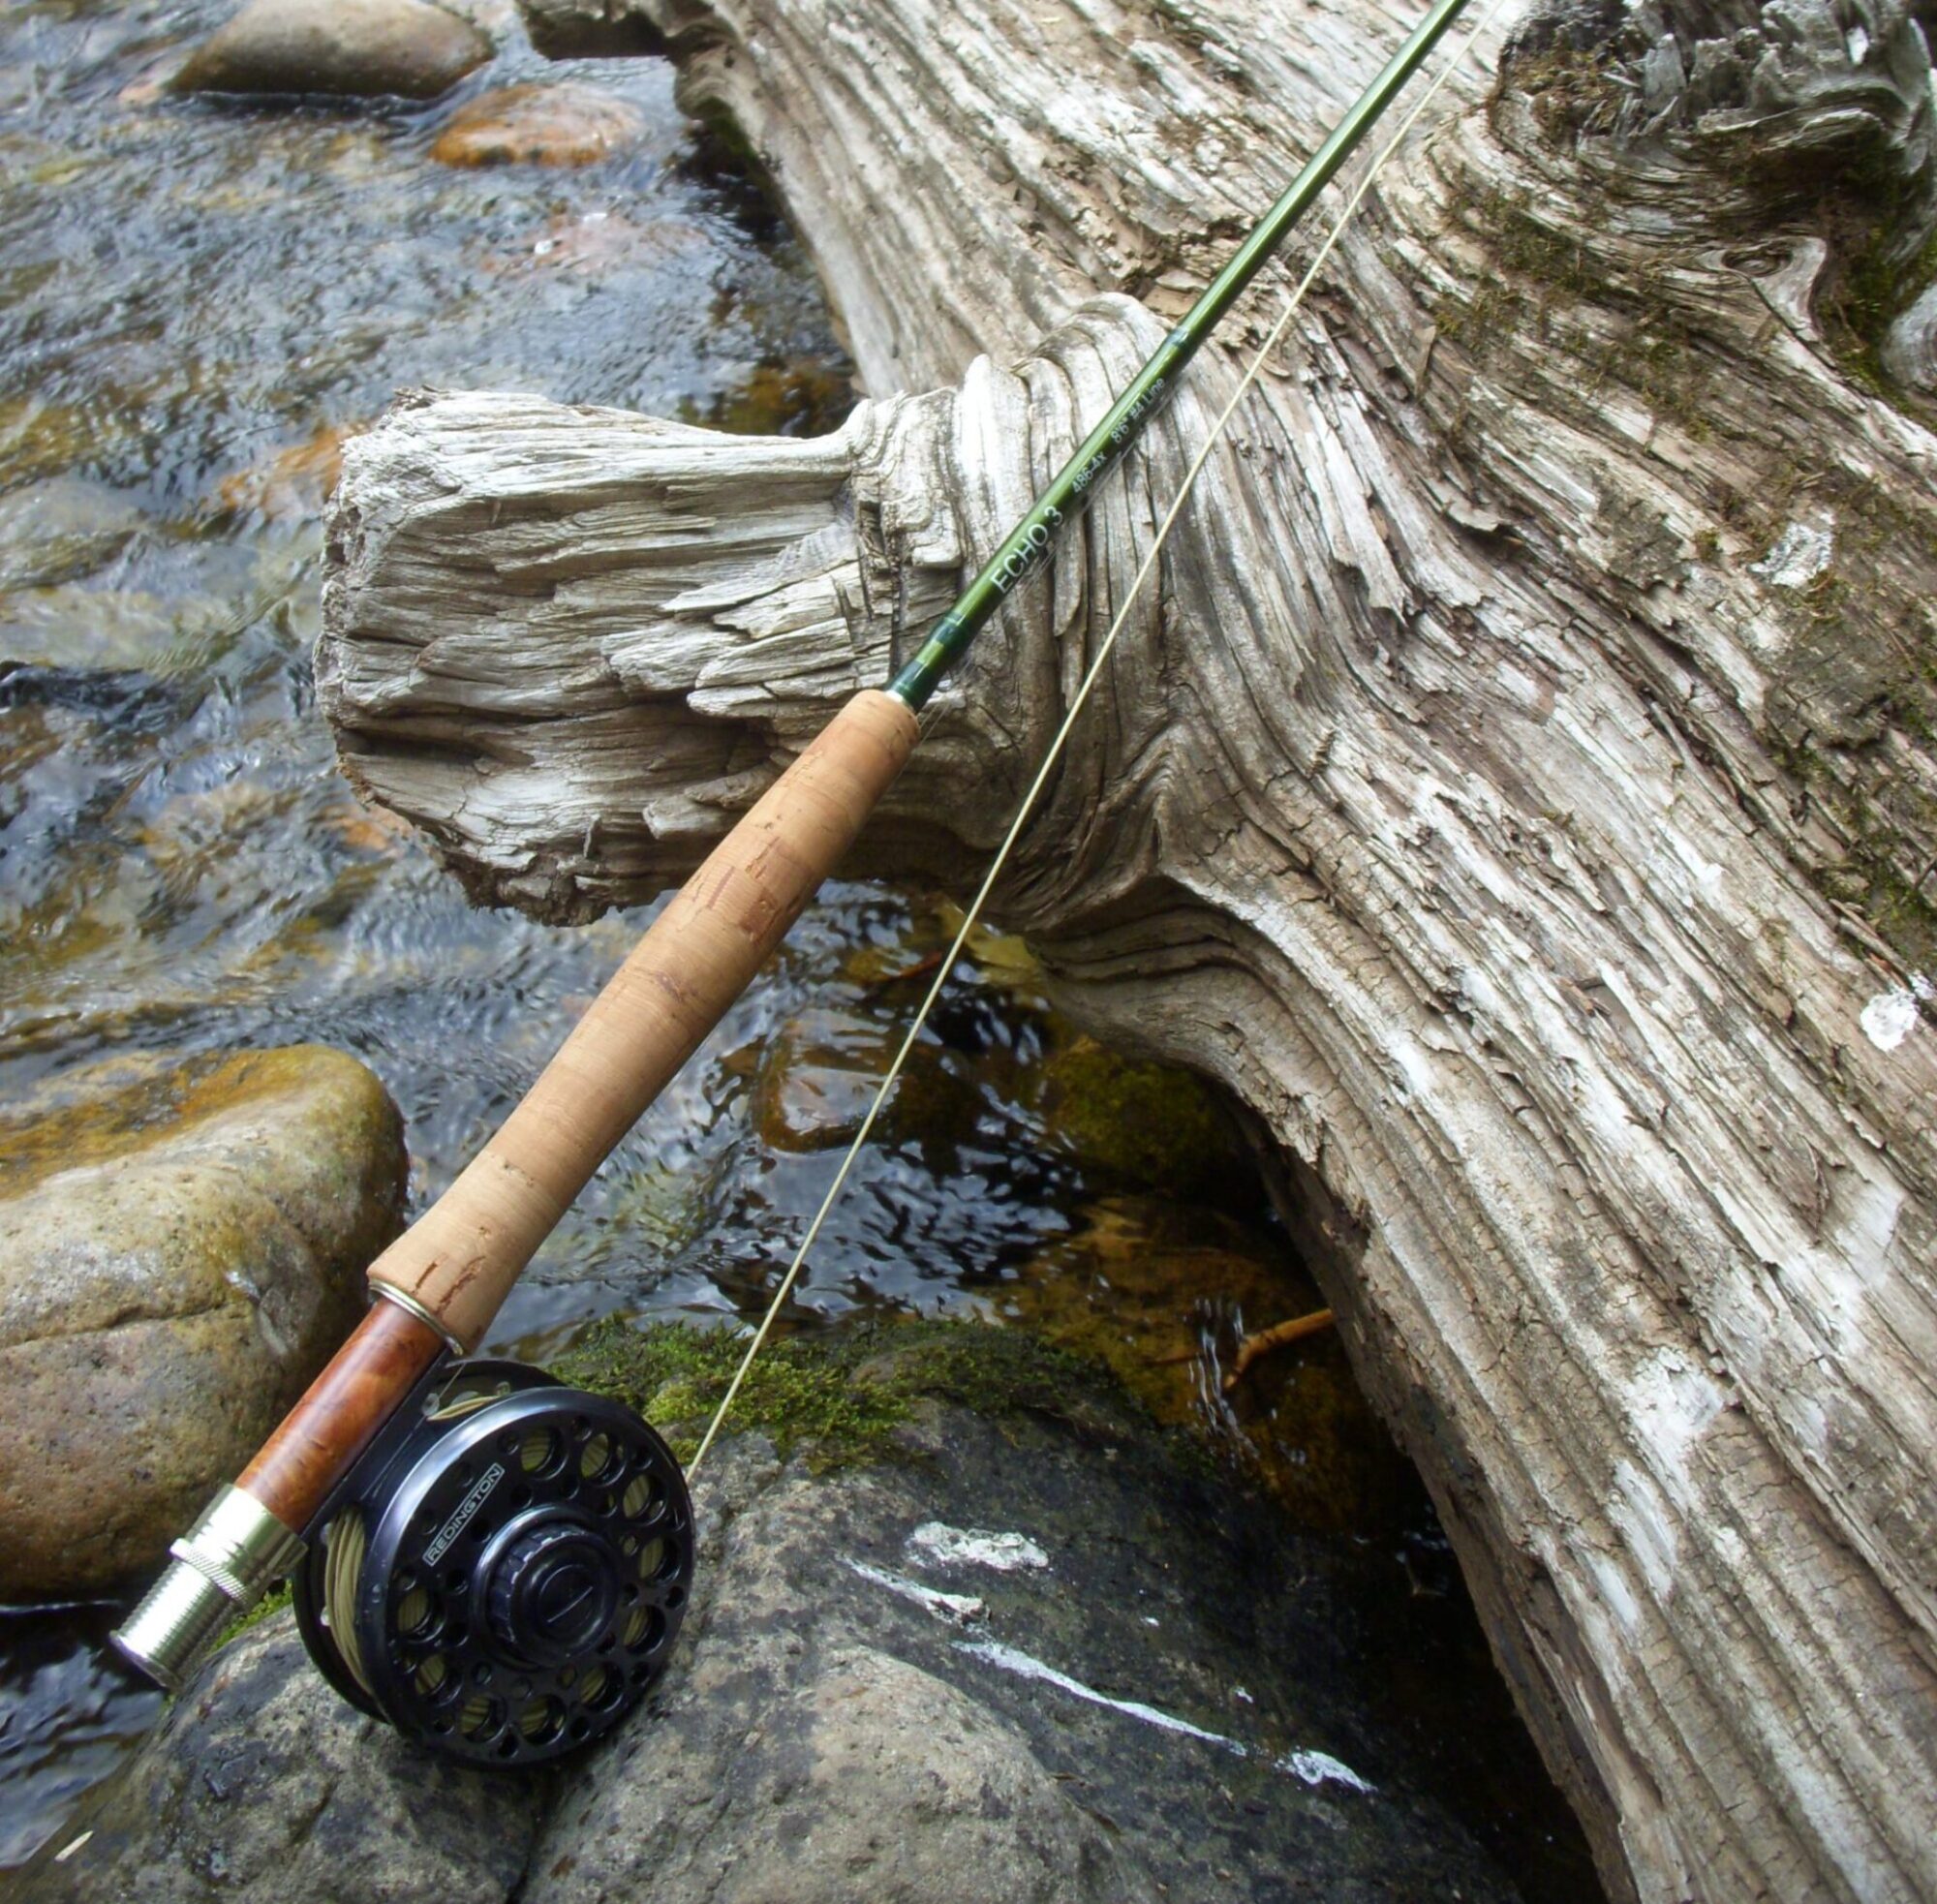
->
[213, 421, 354, 521]
[488, 208, 713, 280]
[169, 0, 492, 103]
[0, 396, 142, 495]
[696, 356, 861, 437]
[0, 477, 143, 594]
[752, 1008, 895, 1152]
[0, 581, 234, 674]
[20, 1324, 1574, 1901]
[996, 1195, 1408, 1530]
[1030, 1032, 1235, 1200]
[429, 83, 647, 168]
[750, 1007, 976, 1154]
[0, 1046, 407, 1598]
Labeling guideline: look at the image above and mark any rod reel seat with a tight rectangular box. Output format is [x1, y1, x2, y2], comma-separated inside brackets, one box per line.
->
[292, 1355, 693, 1766]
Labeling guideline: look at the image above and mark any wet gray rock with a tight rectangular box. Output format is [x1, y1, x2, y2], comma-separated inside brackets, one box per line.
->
[518, 1437, 1156, 1904]
[542, 1627, 1146, 1903]
[17, 1617, 543, 1901]
[19, 1333, 1581, 1902]
[0, 1046, 407, 1598]
[170, 0, 493, 102]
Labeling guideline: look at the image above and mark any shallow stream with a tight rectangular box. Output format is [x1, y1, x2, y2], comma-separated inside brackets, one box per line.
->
[0, 3, 1599, 1892]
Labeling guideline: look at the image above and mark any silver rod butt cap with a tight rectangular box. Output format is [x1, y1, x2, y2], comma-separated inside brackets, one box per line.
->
[111, 1487, 304, 1693]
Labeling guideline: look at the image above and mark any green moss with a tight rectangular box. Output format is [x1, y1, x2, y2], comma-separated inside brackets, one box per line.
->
[1433, 187, 1591, 355]
[1820, 212, 1937, 404]
[859, 1322, 1108, 1424]
[1444, 52, 1937, 967]
[1703, 122, 1937, 412]
[1431, 278, 1521, 353]
[1839, 221, 1937, 342]
[216, 1580, 292, 1650]
[1440, 171, 1732, 444]
[1031, 1036, 1237, 1202]
[1862, 863, 1937, 973]
[1491, 198, 1596, 302]
[556, 1317, 903, 1469]
[553, 1314, 1122, 1473]
[1762, 555, 1937, 975]
[1681, 445, 1937, 973]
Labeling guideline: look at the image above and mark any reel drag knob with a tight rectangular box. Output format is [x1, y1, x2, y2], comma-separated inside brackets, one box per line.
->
[485, 1520, 620, 1668]
[292, 1362, 693, 1767]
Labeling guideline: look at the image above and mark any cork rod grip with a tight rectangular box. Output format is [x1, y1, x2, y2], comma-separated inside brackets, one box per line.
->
[367, 690, 919, 1349]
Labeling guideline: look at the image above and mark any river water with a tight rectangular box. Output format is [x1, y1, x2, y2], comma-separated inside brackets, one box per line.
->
[0, 2, 1600, 1893]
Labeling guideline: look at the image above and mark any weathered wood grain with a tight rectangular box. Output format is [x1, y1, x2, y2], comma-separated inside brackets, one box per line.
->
[322, 0, 1937, 1896]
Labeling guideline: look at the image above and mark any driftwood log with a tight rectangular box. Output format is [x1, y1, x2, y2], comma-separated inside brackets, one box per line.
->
[320, 0, 1937, 1896]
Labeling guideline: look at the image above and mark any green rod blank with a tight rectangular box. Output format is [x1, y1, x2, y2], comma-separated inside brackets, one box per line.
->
[885, 0, 1472, 713]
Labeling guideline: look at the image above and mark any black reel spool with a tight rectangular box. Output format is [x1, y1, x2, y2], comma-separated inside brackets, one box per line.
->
[292, 1356, 693, 1767]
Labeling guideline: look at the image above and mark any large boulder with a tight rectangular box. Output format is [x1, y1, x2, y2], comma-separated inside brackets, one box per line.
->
[18, 1324, 1590, 1900]
[0, 1046, 407, 1598]
[169, 0, 492, 102]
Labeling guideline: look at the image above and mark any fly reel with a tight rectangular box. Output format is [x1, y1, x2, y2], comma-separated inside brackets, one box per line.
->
[292, 1356, 692, 1766]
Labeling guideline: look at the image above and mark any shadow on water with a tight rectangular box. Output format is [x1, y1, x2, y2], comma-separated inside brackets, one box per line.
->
[0, 3, 1599, 1895]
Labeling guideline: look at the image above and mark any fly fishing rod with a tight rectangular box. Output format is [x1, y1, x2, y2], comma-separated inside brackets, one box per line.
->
[115, 0, 1475, 1765]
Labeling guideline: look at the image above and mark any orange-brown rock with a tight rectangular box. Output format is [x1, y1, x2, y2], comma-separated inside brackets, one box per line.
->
[215, 421, 354, 520]
[430, 83, 645, 169]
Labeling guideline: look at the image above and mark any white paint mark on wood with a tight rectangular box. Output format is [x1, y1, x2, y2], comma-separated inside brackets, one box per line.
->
[1750, 521, 1834, 589]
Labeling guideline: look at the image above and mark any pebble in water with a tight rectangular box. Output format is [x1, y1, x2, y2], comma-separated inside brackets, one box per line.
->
[431, 82, 649, 168]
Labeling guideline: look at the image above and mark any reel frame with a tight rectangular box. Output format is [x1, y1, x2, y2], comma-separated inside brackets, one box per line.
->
[292, 1355, 692, 1767]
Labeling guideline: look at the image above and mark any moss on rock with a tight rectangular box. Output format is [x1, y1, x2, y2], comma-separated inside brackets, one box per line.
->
[1031, 1035, 1236, 1202]
[218, 1581, 292, 1650]
[553, 1314, 1125, 1471]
